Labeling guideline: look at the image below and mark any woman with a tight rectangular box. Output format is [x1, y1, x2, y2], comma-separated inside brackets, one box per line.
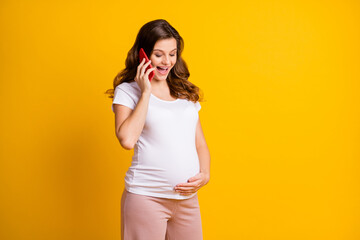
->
[107, 19, 210, 240]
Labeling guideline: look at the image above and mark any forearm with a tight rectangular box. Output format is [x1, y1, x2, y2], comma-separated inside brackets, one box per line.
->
[196, 145, 211, 181]
[117, 92, 150, 149]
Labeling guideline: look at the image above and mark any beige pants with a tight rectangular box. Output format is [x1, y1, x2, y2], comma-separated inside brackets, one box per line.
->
[121, 189, 203, 240]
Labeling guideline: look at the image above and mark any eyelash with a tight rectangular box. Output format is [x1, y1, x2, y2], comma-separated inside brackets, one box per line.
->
[155, 54, 176, 57]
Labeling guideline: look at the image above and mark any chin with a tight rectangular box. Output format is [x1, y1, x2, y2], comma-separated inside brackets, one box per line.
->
[154, 76, 167, 81]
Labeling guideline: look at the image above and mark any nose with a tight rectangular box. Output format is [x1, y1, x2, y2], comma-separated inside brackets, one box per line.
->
[162, 55, 171, 65]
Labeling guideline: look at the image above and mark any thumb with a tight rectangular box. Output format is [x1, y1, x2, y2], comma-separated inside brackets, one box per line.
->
[188, 175, 199, 182]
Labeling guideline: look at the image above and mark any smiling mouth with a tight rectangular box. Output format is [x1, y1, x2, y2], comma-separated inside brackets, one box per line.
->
[156, 66, 169, 74]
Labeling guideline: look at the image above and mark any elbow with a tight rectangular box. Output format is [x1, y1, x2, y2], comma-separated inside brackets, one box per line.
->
[116, 129, 136, 150]
[118, 136, 135, 150]
[121, 141, 134, 150]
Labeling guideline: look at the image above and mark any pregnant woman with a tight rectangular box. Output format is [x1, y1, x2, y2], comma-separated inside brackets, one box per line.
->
[108, 19, 210, 240]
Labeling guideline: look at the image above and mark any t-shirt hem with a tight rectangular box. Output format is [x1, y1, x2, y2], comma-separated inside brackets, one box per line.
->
[125, 186, 197, 200]
[112, 103, 134, 112]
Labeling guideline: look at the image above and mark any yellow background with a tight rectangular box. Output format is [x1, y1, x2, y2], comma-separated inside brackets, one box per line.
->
[1, 0, 359, 239]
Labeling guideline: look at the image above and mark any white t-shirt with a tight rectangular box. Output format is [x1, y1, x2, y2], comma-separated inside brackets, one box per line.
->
[112, 81, 201, 199]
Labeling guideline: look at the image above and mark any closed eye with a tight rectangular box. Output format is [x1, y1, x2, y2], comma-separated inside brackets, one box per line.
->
[155, 54, 176, 57]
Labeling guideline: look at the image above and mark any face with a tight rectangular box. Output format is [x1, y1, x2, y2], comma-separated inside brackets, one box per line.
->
[149, 38, 177, 81]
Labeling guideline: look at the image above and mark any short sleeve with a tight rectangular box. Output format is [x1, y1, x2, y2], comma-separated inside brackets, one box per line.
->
[111, 85, 136, 112]
[195, 101, 201, 112]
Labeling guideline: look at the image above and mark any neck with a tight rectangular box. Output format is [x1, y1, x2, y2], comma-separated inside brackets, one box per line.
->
[151, 79, 169, 92]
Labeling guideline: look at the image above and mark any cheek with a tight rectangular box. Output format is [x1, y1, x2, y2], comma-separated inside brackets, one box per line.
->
[149, 56, 159, 65]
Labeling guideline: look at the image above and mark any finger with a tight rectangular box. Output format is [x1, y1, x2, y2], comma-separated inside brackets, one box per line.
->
[176, 181, 201, 188]
[175, 186, 197, 191]
[144, 67, 156, 81]
[176, 186, 196, 191]
[145, 67, 156, 76]
[176, 186, 199, 192]
[136, 59, 146, 80]
[188, 175, 201, 182]
[180, 191, 197, 196]
[175, 183, 197, 189]
[140, 60, 152, 77]
[176, 179, 202, 188]
[137, 58, 146, 71]
[137, 58, 146, 78]
[180, 190, 198, 194]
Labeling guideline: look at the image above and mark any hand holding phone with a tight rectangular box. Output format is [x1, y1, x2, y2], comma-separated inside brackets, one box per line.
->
[139, 48, 155, 82]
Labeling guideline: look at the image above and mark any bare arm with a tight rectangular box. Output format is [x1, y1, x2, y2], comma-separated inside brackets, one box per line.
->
[114, 58, 155, 150]
[114, 92, 150, 150]
[195, 118, 211, 181]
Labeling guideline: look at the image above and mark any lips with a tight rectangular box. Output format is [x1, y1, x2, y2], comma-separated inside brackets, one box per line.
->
[157, 66, 168, 70]
[156, 66, 170, 75]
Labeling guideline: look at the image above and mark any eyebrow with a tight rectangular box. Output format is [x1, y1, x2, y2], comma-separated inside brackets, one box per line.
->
[153, 48, 177, 52]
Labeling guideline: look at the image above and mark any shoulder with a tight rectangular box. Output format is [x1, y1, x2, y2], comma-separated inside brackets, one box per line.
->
[115, 81, 141, 99]
[116, 81, 140, 94]
[194, 101, 201, 111]
[112, 81, 141, 111]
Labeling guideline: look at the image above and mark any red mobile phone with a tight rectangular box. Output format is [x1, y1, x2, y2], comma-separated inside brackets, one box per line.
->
[139, 48, 154, 81]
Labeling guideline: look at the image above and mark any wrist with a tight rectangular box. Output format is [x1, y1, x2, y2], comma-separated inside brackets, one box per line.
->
[200, 171, 210, 182]
[142, 91, 151, 96]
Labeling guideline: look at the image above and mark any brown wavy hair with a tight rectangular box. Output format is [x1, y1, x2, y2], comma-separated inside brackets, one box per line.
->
[105, 19, 203, 103]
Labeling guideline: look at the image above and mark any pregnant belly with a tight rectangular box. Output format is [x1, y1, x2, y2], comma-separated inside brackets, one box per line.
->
[127, 155, 200, 188]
